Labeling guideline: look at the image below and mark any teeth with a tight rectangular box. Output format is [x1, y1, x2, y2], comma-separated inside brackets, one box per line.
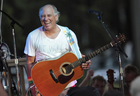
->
[45, 22, 50, 24]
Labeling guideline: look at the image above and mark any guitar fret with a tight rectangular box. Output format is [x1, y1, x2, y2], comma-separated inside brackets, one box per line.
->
[88, 54, 92, 59]
[93, 52, 97, 56]
[103, 46, 106, 49]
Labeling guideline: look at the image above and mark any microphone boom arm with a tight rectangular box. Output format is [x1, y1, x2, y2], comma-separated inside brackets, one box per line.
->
[96, 12, 128, 58]
[0, 10, 24, 29]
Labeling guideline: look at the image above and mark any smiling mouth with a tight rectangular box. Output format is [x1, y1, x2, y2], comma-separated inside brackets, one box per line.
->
[44, 23, 50, 26]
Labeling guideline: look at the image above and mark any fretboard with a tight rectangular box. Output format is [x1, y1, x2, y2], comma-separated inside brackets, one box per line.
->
[71, 43, 112, 68]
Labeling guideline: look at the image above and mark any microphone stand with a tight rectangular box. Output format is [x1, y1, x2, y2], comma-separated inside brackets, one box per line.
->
[95, 12, 128, 95]
[118, 51, 125, 94]
[0, 10, 24, 96]
[11, 22, 20, 96]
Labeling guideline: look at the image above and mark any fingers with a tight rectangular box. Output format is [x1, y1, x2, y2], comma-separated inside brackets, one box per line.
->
[87, 63, 91, 69]
[82, 55, 85, 58]
[86, 60, 91, 69]
[82, 63, 88, 70]
[81, 54, 91, 70]
[86, 60, 91, 64]
[81, 61, 91, 70]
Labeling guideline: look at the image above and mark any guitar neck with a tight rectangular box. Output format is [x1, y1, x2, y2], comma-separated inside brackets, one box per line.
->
[71, 43, 112, 68]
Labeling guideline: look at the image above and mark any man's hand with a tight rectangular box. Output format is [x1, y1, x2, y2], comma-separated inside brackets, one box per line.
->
[81, 55, 91, 70]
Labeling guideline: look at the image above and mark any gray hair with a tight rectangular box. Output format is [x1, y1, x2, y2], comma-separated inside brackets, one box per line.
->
[39, 4, 60, 23]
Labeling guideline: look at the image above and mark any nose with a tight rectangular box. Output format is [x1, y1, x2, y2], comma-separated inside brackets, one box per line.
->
[44, 16, 47, 20]
[41, 16, 48, 21]
[98, 87, 102, 91]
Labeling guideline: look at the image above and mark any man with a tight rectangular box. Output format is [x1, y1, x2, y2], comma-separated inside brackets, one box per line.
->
[79, 69, 106, 96]
[123, 64, 139, 96]
[130, 76, 140, 96]
[90, 75, 106, 96]
[24, 4, 91, 96]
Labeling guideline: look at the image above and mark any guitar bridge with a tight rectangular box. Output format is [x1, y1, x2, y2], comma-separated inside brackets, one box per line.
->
[49, 69, 58, 83]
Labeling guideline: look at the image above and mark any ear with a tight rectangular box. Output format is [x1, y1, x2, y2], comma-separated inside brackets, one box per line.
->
[55, 14, 59, 21]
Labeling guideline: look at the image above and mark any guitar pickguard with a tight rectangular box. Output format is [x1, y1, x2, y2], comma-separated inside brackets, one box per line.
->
[58, 72, 74, 84]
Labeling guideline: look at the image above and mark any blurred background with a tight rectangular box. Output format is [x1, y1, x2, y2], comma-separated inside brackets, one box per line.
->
[0, 0, 140, 95]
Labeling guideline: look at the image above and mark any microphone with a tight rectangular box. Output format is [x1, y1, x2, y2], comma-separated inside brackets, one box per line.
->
[88, 9, 103, 15]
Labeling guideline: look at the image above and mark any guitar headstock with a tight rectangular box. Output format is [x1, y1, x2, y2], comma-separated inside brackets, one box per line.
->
[111, 33, 126, 47]
[106, 69, 115, 86]
[116, 33, 126, 43]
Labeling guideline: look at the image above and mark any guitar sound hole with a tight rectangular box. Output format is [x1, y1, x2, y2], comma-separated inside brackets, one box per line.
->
[61, 64, 73, 75]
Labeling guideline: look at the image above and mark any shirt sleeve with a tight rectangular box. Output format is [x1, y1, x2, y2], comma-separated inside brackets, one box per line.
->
[70, 30, 82, 56]
[24, 33, 35, 56]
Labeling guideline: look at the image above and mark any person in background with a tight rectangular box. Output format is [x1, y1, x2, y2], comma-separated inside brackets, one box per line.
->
[66, 86, 101, 96]
[79, 69, 94, 87]
[103, 90, 124, 96]
[79, 69, 107, 96]
[24, 4, 91, 96]
[130, 76, 140, 96]
[123, 64, 139, 96]
[90, 75, 106, 96]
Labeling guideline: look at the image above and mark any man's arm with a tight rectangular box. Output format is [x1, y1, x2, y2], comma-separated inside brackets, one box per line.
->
[26, 55, 36, 96]
[26, 55, 35, 77]
[79, 69, 94, 87]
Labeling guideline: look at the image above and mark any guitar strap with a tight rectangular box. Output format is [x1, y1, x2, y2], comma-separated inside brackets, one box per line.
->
[64, 27, 82, 59]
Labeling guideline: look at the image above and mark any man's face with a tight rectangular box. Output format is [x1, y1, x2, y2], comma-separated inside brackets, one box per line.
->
[40, 5, 58, 31]
[124, 72, 136, 88]
[91, 80, 106, 96]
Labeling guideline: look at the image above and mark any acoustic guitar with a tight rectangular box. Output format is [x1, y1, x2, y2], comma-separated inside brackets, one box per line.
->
[31, 34, 126, 96]
[107, 69, 121, 91]
[107, 69, 115, 89]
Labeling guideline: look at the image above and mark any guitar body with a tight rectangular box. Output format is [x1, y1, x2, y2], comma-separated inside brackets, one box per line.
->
[31, 52, 83, 96]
